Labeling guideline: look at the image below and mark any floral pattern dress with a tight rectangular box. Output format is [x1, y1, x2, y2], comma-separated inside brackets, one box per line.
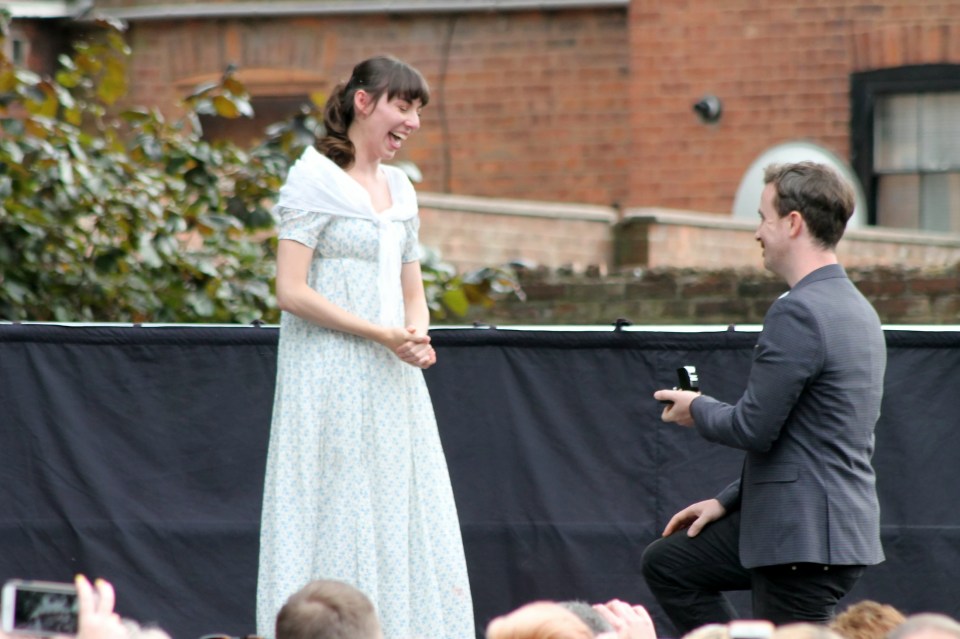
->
[256, 151, 475, 639]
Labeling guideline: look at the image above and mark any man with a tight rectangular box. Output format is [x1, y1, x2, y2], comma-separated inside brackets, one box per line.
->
[645, 162, 886, 634]
[275, 580, 382, 639]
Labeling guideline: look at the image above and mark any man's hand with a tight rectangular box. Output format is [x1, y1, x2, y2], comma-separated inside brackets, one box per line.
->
[662, 498, 726, 538]
[652, 389, 700, 427]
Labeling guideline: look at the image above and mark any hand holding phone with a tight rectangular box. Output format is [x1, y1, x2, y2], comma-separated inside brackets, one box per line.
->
[2, 576, 124, 639]
[659, 365, 700, 405]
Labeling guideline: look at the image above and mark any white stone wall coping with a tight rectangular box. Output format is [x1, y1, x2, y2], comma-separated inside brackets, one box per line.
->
[418, 191, 617, 223]
[623, 206, 960, 248]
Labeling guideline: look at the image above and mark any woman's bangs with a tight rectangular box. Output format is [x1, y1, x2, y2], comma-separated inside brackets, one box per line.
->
[387, 65, 430, 107]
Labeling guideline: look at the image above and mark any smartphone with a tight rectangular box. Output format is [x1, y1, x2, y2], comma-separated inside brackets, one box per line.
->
[659, 364, 700, 405]
[1, 580, 79, 637]
[677, 365, 699, 392]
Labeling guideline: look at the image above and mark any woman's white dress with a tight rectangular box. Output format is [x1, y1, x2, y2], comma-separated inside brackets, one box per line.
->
[256, 148, 475, 639]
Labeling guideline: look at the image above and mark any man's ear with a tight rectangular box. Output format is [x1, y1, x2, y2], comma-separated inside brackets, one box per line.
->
[787, 210, 805, 238]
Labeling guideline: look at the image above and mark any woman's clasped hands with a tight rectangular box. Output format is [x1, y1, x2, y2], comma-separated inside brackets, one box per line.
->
[385, 325, 437, 369]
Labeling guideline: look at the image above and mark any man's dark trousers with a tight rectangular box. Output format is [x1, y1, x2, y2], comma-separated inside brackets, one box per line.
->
[641, 510, 866, 636]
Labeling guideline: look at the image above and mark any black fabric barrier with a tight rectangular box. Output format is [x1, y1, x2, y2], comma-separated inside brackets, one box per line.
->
[1, 324, 959, 639]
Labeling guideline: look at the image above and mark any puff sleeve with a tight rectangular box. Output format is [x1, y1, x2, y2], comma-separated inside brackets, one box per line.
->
[275, 206, 332, 249]
[401, 215, 422, 263]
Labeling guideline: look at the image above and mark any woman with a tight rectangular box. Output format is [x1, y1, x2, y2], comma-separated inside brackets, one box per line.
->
[256, 56, 475, 639]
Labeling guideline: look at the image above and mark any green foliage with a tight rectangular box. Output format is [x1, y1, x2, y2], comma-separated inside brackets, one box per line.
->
[420, 247, 525, 323]
[0, 13, 521, 324]
[0, 16, 290, 322]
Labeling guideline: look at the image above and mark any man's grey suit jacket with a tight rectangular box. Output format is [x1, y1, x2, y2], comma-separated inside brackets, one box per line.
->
[691, 264, 886, 569]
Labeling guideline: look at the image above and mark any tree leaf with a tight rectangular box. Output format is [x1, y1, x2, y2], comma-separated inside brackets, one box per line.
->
[212, 95, 240, 119]
[441, 288, 470, 317]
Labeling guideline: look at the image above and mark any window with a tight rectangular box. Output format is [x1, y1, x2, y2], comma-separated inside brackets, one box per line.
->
[851, 65, 960, 233]
[177, 68, 328, 149]
[198, 95, 311, 148]
[3, 30, 29, 66]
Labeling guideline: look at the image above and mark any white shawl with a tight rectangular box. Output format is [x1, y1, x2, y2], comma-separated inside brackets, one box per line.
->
[275, 146, 418, 325]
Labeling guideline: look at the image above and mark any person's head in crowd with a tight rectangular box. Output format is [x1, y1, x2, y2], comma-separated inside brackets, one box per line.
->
[772, 622, 845, 639]
[557, 601, 613, 636]
[828, 600, 906, 639]
[591, 600, 657, 639]
[486, 601, 593, 639]
[275, 580, 381, 639]
[682, 620, 771, 639]
[887, 614, 960, 639]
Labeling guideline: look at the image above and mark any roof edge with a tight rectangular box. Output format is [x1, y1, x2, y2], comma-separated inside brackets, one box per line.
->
[84, 0, 627, 21]
[7, 0, 93, 19]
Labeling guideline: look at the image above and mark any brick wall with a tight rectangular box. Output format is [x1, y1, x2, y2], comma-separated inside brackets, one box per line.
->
[117, 9, 631, 207]
[627, 0, 960, 213]
[30, 1, 960, 217]
[416, 191, 960, 325]
[615, 208, 960, 269]
[418, 193, 615, 272]
[417, 194, 960, 273]
[459, 263, 960, 326]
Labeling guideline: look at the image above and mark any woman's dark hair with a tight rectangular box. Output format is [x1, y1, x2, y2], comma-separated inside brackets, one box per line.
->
[316, 55, 430, 168]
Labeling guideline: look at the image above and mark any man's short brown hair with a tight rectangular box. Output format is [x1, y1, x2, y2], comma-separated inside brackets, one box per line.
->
[763, 161, 856, 250]
[275, 580, 380, 639]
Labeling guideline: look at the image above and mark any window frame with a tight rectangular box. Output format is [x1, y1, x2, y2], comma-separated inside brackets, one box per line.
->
[3, 28, 29, 67]
[850, 63, 960, 227]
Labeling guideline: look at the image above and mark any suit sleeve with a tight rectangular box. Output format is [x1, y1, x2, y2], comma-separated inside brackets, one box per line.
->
[691, 296, 824, 452]
[716, 479, 742, 512]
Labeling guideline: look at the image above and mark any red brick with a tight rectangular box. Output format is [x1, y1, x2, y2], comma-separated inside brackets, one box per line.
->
[872, 296, 931, 321]
[909, 277, 960, 295]
[855, 279, 908, 297]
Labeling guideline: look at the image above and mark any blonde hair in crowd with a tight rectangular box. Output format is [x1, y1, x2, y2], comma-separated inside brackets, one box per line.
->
[486, 601, 593, 639]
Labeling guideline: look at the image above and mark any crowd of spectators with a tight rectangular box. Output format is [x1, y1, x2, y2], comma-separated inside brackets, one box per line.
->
[2, 575, 959, 639]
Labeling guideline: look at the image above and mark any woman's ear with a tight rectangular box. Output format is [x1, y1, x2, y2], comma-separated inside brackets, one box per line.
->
[354, 89, 373, 117]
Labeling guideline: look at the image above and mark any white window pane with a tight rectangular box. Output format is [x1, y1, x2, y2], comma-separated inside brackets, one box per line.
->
[919, 93, 960, 171]
[920, 172, 960, 233]
[874, 95, 919, 171]
[876, 174, 920, 228]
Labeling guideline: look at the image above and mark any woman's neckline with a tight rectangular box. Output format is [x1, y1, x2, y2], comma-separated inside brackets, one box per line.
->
[331, 156, 396, 216]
